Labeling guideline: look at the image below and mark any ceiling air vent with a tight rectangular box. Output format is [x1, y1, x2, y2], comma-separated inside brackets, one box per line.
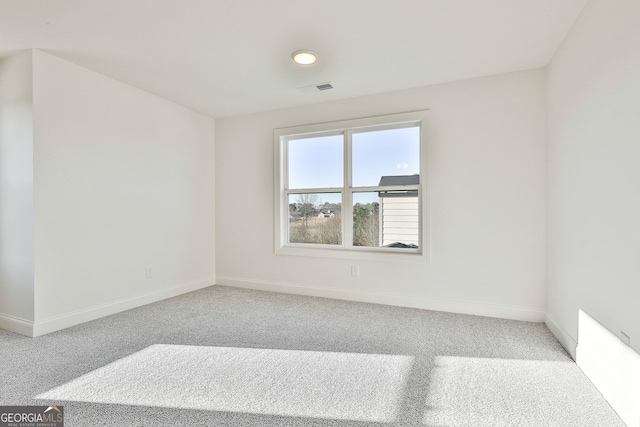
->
[297, 82, 334, 93]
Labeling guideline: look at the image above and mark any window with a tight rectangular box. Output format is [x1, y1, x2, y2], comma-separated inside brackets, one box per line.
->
[274, 111, 427, 259]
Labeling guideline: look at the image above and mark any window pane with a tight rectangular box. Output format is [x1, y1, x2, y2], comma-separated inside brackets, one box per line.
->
[288, 135, 343, 189]
[352, 127, 420, 187]
[353, 191, 419, 249]
[288, 193, 342, 245]
[352, 192, 380, 247]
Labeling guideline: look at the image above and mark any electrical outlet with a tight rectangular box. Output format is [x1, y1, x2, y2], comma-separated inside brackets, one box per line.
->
[351, 265, 359, 277]
[145, 266, 153, 279]
[621, 331, 630, 346]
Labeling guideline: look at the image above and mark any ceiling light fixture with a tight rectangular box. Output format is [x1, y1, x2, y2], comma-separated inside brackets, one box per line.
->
[291, 50, 317, 65]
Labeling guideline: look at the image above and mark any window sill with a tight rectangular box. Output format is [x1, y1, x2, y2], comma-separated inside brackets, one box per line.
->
[275, 245, 428, 263]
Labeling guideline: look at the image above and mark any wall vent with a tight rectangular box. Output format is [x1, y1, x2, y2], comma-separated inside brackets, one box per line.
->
[316, 83, 333, 91]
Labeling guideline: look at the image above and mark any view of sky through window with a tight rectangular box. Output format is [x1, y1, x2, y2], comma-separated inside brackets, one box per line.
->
[352, 126, 420, 187]
[288, 127, 420, 189]
[287, 126, 419, 204]
[288, 135, 343, 189]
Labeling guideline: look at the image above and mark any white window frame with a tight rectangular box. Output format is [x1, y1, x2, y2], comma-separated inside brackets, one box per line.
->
[274, 110, 429, 261]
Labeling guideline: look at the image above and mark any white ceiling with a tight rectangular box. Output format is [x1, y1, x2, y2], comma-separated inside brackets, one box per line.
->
[0, 0, 587, 118]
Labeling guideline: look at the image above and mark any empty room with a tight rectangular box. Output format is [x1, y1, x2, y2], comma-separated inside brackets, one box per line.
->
[1, 0, 638, 426]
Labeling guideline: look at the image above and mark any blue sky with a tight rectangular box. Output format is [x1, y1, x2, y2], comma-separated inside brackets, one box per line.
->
[352, 127, 420, 187]
[288, 127, 420, 201]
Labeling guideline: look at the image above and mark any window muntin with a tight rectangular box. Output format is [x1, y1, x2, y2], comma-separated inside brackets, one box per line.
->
[276, 111, 427, 258]
[352, 192, 380, 247]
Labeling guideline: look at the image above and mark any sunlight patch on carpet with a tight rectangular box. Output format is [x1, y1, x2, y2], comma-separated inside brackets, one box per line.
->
[37, 344, 413, 422]
[423, 356, 586, 426]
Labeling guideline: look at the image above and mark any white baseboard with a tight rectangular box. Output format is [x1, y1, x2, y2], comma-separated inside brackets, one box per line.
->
[216, 276, 545, 322]
[544, 313, 577, 360]
[0, 312, 35, 337]
[30, 277, 215, 337]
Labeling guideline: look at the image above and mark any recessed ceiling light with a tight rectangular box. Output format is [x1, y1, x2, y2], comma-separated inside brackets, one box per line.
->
[291, 50, 317, 65]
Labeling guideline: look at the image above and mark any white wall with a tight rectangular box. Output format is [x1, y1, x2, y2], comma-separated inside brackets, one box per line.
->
[547, 0, 640, 357]
[216, 69, 547, 321]
[28, 50, 216, 335]
[546, 1, 640, 424]
[0, 51, 35, 335]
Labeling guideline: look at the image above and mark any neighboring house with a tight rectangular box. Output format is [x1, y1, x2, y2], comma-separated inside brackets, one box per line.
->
[378, 175, 419, 247]
[318, 210, 335, 219]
